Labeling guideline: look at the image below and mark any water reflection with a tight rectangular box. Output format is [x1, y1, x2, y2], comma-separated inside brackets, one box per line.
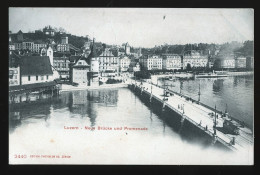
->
[213, 79, 224, 93]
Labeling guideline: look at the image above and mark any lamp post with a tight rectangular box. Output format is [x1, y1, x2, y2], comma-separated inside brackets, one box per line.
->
[214, 104, 217, 135]
[198, 81, 201, 104]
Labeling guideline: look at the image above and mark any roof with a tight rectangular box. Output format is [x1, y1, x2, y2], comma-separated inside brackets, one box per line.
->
[9, 81, 57, 92]
[87, 41, 98, 58]
[34, 40, 46, 44]
[9, 52, 21, 67]
[69, 55, 81, 62]
[162, 53, 180, 56]
[54, 57, 69, 60]
[54, 52, 71, 57]
[98, 50, 115, 57]
[20, 56, 53, 76]
[72, 65, 90, 68]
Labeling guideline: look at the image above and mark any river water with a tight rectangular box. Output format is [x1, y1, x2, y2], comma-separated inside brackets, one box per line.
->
[158, 75, 254, 129]
[9, 75, 254, 164]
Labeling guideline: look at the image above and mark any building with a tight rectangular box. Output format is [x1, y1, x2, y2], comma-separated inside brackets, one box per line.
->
[137, 48, 142, 57]
[14, 42, 23, 50]
[33, 40, 47, 53]
[162, 54, 182, 70]
[119, 56, 131, 72]
[214, 55, 236, 69]
[61, 36, 68, 44]
[86, 39, 99, 87]
[128, 59, 141, 72]
[98, 48, 120, 77]
[22, 39, 34, 51]
[9, 52, 21, 86]
[9, 42, 15, 51]
[43, 26, 55, 36]
[57, 44, 70, 52]
[53, 55, 70, 79]
[19, 56, 54, 85]
[246, 57, 254, 69]
[183, 50, 208, 69]
[235, 56, 247, 68]
[125, 42, 130, 55]
[9, 67, 20, 86]
[139, 55, 163, 70]
[46, 46, 54, 67]
[70, 56, 90, 85]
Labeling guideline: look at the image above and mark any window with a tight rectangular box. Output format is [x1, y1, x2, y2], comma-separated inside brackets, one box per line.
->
[28, 76, 30, 81]
[41, 76, 44, 80]
[36, 75, 38, 81]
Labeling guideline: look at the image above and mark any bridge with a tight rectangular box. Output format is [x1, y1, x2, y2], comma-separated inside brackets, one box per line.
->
[128, 79, 253, 153]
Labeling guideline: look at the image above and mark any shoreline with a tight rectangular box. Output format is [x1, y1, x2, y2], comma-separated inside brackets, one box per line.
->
[60, 83, 128, 92]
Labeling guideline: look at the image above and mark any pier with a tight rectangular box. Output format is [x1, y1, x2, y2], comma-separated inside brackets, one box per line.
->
[128, 80, 253, 152]
[9, 81, 61, 104]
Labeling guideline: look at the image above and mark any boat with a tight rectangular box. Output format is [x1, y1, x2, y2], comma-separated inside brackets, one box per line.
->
[195, 71, 228, 78]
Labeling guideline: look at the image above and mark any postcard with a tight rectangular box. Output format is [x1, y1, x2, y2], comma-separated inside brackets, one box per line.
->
[9, 8, 254, 165]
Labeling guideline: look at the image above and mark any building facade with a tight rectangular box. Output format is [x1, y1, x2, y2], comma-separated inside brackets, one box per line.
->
[9, 43, 15, 51]
[140, 55, 163, 70]
[53, 56, 70, 79]
[119, 56, 131, 72]
[43, 26, 55, 36]
[19, 56, 54, 85]
[125, 42, 130, 55]
[162, 54, 182, 70]
[98, 48, 120, 76]
[71, 57, 90, 85]
[33, 41, 47, 53]
[183, 51, 208, 69]
[235, 57, 247, 68]
[215, 56, 236, 69]
[9, 67, 20, 86]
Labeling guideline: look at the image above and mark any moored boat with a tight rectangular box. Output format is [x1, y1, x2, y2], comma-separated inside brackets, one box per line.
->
[195, 71, 228, 78]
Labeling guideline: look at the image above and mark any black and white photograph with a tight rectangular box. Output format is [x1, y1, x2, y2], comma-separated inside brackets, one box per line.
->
[8, 8, 254, 165]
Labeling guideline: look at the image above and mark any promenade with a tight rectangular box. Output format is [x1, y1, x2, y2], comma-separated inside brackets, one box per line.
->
[131, 80, 253, 153]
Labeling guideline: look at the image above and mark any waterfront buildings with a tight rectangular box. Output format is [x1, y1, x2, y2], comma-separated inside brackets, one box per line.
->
[19, 56, 55, 85]
[70, 56, 90, 85]
[182, 50, 208, 69]
[246, 57, 254, 69]
[98, 48, 120, 77]
[53, 53, 71, 79]
[119, 56, 131, 72]
[214, 55, 236, 69]
[235, 56, 247, 68]
[9, 52, 21, 86]
[162, 54, 182, 70]
[139, 55, 163, 70]
[87, 39, 99, 86]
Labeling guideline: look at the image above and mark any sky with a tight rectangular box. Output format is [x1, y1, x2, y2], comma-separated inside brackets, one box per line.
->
[9, 8, 254, 48]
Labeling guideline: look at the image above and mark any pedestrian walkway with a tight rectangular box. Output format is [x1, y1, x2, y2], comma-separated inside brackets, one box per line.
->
[131, 80, 253, 152]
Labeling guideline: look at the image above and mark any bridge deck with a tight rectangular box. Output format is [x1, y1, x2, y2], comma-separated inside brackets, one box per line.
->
[130, 80, 253, 153]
